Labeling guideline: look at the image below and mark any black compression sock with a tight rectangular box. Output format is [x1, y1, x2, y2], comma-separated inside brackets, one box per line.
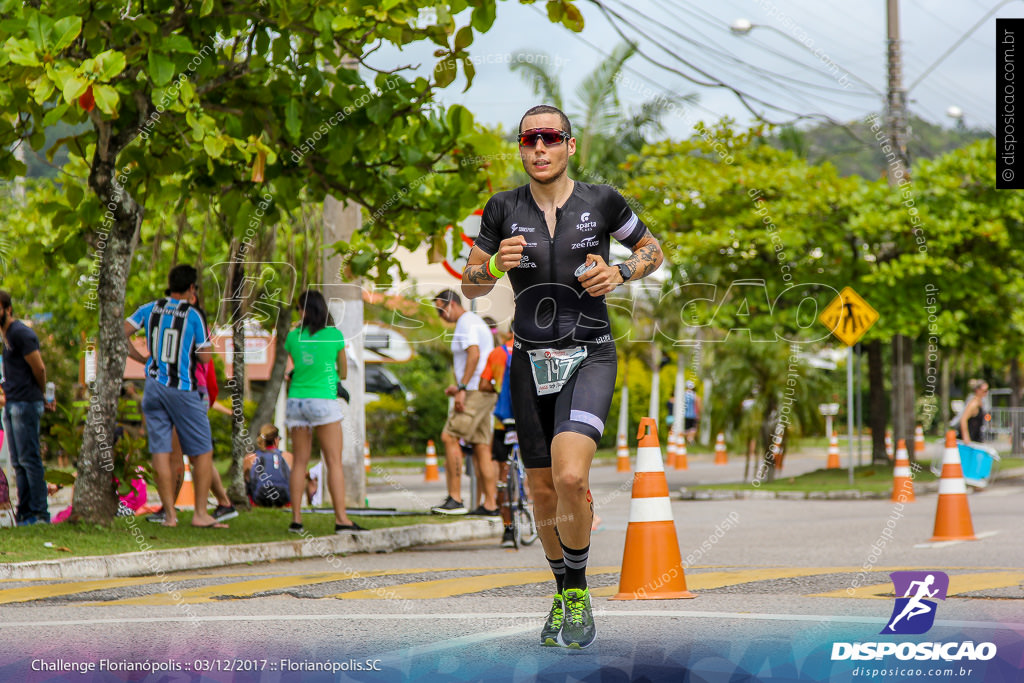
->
[560, 541, 590, 591]
[546, 556, 566, 595]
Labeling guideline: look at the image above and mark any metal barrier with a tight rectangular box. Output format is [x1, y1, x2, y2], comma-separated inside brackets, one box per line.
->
[989, 407, 1024, 455]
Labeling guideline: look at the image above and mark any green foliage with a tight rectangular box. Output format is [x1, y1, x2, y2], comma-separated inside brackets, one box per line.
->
[209, 399, 257, 462]
[771, 115, 991, 179]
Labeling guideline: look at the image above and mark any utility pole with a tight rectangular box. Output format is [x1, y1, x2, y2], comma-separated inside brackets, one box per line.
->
[887, 0, 915, 452]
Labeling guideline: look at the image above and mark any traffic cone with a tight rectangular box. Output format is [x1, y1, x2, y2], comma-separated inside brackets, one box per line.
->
[611, 417, 696, 600]
[775, 442, 785, 472]
[364, 441, 371, 475]
[826, 431, 840, 469]
[914, 425, 926, 458]
[666, 430, 677, 469]
[930, 431, 976, 542]
[891, 439, 915, 503]
[424, 440, 440, 482]
[885, 431, 894, 460]
[174, 461, 195, 510]
[674, 435, 689, 470]
[714, 432, 728, 465]
[616, 432, 631, 473]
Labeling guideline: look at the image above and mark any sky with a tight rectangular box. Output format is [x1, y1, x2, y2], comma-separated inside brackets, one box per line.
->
[369, 0, 1004, 138]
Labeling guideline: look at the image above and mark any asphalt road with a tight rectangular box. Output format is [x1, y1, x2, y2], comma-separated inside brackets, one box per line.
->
[1, 454, 1021, 682]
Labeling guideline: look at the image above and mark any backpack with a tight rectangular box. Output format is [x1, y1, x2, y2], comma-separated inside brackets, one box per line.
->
[494, 345, 514, 422]
[247, 449, 291, 507]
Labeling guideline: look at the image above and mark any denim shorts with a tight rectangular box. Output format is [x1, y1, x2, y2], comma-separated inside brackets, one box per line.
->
[286, 398, 344, 429]
[141, 378, 213, 456]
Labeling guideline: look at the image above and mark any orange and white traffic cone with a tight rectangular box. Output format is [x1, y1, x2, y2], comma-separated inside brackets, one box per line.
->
[930, 431, 976, 542]
[175, 461, 195, 510]
[616, 432, 631, 473]
[424, 439, 440, 482]
[826, 431, 840, 469]
[891, 438, 915, 503]
[674, 434, 689, 470]
[611, 417, 696, 600]
[666, 430, 677, 469]
[885, 431, 894, 460]
[714, 432, 728, 465]
[914, 425, 926, 458]
[364, 441, 371, 475]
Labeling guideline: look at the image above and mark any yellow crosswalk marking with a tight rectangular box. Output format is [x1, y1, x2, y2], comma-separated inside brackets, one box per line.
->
[332, 567, 621, 600]
[86, 569, 444, 606]
[590, 567, 863, 598]
[811, 572, 1024, 600]
[0, 573, 224, 605]
[82, 567, 512, 606]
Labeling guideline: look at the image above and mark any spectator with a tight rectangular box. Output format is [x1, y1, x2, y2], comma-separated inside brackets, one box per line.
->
[480, 326, 515, 546]
[959, 379, 990, 444]
[284, 289, 363, 533]
[1, 289, 54, 525]
[430, 289, 498, 516]
[244, 424, 295, 507]
[146, 291, 237, 524]
[123, 265, 225, 528]
[683, 380, 701, 444]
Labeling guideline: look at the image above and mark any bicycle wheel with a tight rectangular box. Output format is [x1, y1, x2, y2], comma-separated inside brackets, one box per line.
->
[513, 464, 539, 546]
[505, 458, 520, 549]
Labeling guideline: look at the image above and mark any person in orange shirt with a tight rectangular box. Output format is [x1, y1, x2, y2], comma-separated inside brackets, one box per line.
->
[480, 324, 515, 547]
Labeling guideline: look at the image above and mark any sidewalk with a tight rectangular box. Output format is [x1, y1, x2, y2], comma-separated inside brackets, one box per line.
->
[0, 517, 503, 580]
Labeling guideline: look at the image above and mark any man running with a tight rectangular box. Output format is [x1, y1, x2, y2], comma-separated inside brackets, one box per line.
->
[462, 104, 663, 649]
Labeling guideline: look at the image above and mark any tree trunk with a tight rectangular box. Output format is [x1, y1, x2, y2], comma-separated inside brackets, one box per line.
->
[224, 242, 250, 506]
[892, 335, 916, 463]
[867, 339, 887, 463]
[72, 140, 142, 524]
[940, 356, 951, 432]
[251, 302, 292, 433]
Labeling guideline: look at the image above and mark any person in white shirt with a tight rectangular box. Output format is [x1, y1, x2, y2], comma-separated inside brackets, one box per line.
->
[430, 289, 498, 516]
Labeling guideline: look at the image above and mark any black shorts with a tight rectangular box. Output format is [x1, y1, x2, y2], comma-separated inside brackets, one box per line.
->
[491, 427, 510, 463]
[684, 417, 698, 430]
[510, 342, 617, 469]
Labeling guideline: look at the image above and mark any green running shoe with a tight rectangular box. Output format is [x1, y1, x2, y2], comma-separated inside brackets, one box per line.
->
[540, 593, 564, 646]
[558, 587, 596, 649]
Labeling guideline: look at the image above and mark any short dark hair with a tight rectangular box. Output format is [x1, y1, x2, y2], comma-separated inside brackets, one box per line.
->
[0, 289, 11, 312]
[168, 265, 198, 295]
[519, 104, 572, 138]
[434, 289, 461, 307]
[297, 289, 329, 335]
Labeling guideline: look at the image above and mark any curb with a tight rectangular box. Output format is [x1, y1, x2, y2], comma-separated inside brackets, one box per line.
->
[678, 483, 941, 501]
[0, 518, 502, 581]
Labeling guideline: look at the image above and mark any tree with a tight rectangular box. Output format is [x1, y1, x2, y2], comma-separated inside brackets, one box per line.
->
[0, 0, 584, 523]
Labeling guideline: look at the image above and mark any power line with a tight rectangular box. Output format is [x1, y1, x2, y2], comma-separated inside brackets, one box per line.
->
[642, 0, 880, 100]
[585, 0, 869, 134]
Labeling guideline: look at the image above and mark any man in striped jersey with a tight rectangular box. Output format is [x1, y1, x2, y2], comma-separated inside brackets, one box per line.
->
[124, 265, 224, 528]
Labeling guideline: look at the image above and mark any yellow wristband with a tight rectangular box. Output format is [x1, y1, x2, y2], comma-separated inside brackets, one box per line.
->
[488, 253, 505, 279]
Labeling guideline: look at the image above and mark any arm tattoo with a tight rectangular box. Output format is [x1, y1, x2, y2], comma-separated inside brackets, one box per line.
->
[624, 243, 661, 280]
[464, 262, 496, 285]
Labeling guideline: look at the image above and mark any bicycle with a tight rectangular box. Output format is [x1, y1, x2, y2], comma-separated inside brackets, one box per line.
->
[498, 420, 538, 548]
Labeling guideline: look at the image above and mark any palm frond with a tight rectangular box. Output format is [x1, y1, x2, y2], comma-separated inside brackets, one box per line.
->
[509, 52, 564, 109]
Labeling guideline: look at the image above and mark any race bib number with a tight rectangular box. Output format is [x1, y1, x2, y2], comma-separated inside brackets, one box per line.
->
[527, 346, 588, 396]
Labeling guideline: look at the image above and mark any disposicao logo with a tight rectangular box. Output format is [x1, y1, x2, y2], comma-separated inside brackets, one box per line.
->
[881, 570, 948, 635]
[831, 571, 997, 663]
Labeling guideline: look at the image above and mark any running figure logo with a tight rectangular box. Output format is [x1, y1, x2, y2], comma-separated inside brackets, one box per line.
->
[881, 571, 949, 635]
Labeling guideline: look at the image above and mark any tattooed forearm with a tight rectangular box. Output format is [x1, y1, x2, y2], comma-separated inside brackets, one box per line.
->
[463, 262, 497, 285]
[624, 240, 664, 280]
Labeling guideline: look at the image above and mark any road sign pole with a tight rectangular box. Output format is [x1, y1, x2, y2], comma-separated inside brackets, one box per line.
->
[847, 345, 855, 486]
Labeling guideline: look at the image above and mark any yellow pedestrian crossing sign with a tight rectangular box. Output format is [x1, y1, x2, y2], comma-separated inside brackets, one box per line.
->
[818, 286, 879, 346]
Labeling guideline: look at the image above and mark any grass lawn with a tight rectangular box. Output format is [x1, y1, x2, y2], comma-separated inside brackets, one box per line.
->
[0, 508, 458, 564]
[687, 462, 940, 494]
